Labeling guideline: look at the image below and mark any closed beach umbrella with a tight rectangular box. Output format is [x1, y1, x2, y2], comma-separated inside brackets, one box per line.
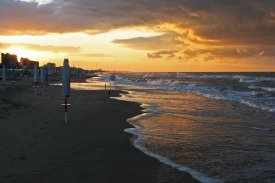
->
[34, 64, 38, 83]
[8, 68, 11, 77]
[2, 65, 6, 82]
[33, 65, 39, 94]
[45, 67, 49, 82]
[2, 65, 6, 90]
[11, 65, 16, 88]
[12, 65, 15, 80]
[41, 68, 44, 83]
[62, 58, 71, 123]
[40, 68, 44, 92]
[62, 59, 70, 98]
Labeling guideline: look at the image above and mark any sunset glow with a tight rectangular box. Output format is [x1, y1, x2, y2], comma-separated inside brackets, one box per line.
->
[1, 0, 275, 71]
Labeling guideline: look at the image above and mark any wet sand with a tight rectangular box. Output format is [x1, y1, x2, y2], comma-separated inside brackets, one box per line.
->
[0, 76, 200, 183]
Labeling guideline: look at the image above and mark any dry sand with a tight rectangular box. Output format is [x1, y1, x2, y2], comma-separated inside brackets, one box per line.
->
[0, 76, 200, 183]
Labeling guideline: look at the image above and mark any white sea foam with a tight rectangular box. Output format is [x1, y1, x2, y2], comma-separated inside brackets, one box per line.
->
[144, 108, 165, 114]
[93, 73, 275, 182]
[176, 73, 275, 83]
[238, 76, 275, 83]
[269, 108, 275, 112]
[249, 85, 275, 92]
[97, 73, 275, 113]
[125, 117, 224, 183]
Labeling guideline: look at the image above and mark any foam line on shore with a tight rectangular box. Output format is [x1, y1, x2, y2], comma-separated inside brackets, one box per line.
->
[125, 117, 224, 183]
[125, 130, 224, 183]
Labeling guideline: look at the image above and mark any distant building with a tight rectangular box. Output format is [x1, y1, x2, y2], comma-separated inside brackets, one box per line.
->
[55, 66, 62, 70]
[45, 62, 56, 70]
[20, 57, 39, 69]
[29, 61, 39, 69]
[1, 53, 18, 68]
[20, 57, 30, 68]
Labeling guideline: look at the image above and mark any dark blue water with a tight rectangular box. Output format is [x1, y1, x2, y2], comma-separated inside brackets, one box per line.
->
[77, 72, 275, 183]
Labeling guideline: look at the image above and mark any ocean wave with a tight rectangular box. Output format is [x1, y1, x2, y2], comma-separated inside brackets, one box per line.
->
[198, 120, 272, 131]
[125, 116, 224, 183]
[98, 73, 275, 113]
[238, 76, 275, 83]
[249, 85, 275, 92]
[168, 113, 273, 131]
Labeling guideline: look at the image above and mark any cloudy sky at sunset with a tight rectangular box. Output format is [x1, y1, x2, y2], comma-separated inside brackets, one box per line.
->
[0, 0, 275, 71]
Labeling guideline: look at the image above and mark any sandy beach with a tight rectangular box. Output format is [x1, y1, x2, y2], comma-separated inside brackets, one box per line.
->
[0, 76, 200, 183]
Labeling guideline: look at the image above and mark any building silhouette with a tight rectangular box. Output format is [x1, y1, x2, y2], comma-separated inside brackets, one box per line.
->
[20, 57, 39, 69]
[44, 62, 56, 71]
[1, 53, 18, 68]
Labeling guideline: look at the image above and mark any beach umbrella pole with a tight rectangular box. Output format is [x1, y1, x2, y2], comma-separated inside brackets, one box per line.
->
[41, 68, 44, 93]
[61, 58, 71, 123]
[33, 84, 39, 94]
[2, 81, 6, 90]
[2, 65, 6, 90]
[65, 98, 68, 123]
[11, 81, 16, 88]
[33, 64, 39, 94]
[45, 67, 49, 88]
[11, 66, 15, 88]
[61, 97, 71, 123]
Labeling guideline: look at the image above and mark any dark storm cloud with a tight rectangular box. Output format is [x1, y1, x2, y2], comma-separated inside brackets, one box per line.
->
[0, 0, 154, 35]
[1, 0, 275, 60]
[181, 46, 275, 61]
[1, 0, 274, 37]
[112, 33, 185, 51]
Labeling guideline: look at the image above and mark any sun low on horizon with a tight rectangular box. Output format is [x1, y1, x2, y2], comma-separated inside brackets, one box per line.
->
[0, 0, 275, 72]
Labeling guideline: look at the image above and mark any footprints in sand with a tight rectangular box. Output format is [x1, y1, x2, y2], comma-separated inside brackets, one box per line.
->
[18, 155, 27, 160]
[0, 123, 47, 179]
[1, 122, 46, 167]
[6, 172, 15, 178]
[0, 87, 66, 179]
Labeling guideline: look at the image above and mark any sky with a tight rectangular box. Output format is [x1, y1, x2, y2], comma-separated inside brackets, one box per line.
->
[0, 0, 275, 72]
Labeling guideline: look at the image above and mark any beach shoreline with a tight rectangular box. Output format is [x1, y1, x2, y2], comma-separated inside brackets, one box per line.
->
[0, 76, 201, 183]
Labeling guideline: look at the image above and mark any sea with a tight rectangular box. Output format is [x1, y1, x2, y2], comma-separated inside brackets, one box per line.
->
[72, 72, 275, 183]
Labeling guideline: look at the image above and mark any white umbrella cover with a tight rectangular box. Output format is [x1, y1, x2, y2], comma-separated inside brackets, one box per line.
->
[2, 65, 6, 82]
[41, 68, 44, 83]
[62, 59, 70, 98]
[34, 64, 38, 83]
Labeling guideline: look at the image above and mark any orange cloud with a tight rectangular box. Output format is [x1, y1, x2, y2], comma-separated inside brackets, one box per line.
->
[1, 0, 275, 67]
[112, 33, 185, 51]
[0, 43, 82, 53]
[80, 53, 112, 57]
[147, 50, 178, 59]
